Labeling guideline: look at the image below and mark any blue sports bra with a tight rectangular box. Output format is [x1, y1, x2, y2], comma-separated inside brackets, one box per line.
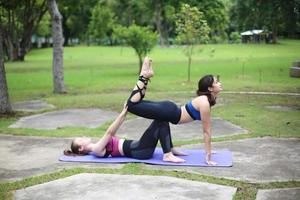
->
[185, 101, 201, 120]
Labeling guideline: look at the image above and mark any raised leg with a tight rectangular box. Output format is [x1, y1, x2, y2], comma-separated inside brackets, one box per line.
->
[129, 57, 154, 103]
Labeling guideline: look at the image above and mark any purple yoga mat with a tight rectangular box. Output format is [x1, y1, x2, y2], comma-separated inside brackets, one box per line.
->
[59, 148, 233, 167]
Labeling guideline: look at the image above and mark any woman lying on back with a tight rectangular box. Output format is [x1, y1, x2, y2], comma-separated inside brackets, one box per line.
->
[64, 105, 186, 163]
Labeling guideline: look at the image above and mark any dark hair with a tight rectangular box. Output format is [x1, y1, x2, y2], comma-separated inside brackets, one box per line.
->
[63, 140, 84, 156]
[196, 74, 216, 107]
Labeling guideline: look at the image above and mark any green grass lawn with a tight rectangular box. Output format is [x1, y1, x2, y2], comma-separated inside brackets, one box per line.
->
[1, 40, 300, 200]
[2, 39, 299, 139]
[5, 39, 300, 103]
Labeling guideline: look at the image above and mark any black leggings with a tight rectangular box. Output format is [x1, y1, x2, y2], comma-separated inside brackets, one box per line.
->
[127, 99, 181, 124]
[123, 120, 173, 159]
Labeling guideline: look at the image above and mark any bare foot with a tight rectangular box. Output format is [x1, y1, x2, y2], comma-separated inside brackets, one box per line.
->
[163, 152, 185, 163]
[206, 160, 217, 166]
[171, 148, 188, 156]
[140, 57, 154, 78]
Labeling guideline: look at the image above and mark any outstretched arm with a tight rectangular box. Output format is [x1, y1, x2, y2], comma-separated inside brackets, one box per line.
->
[92, 106, 128, 156]
[105, 106, 128, 136]
[199, 98, 217, 166]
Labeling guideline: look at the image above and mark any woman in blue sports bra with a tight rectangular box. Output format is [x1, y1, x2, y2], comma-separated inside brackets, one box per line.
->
[127, 57, 223, 166]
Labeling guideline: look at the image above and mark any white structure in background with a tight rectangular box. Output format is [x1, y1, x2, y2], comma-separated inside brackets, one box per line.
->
[240, 30, 271, 43]
[31, 35, 79, 48]
[31, 35, 53, 48]
[241, 30, 264, 36]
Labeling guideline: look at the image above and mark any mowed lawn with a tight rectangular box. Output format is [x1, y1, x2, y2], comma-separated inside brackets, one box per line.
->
[5, 39, 300, 101]
[1, 39, 300, 139]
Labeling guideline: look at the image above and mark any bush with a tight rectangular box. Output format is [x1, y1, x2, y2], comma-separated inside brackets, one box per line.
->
[211, 35, 224, 44]
[230, 32, 241, 43]
[113, 24, 157, 72]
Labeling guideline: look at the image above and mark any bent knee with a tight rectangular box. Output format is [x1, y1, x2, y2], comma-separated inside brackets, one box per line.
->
[127, 99, 136, 110]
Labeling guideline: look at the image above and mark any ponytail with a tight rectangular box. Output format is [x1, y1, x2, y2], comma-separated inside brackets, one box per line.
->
[63, 149, 85, 156]
[64, 149, 76, 156]
[63, 140, 85, 156]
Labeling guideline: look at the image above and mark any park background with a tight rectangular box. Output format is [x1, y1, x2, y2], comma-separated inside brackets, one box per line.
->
[0, 0, 300, 200]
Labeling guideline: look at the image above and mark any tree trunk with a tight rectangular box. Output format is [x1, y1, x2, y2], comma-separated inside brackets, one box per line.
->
[3, 10, 17, 61]
[138, 54, 143, 75]
[188, 56, 191, 82]
[7, 39, 15, 61]
[48, 0, 66, 94]
[62, 13, 70, 46]
[154, 0, 169, 47]
[0, 28, 12, 114]
[272, 23, 278, 44]
[18, 46, 26, 61]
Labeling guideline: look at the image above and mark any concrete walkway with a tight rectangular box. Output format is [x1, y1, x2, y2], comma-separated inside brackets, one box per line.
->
[2, 102, 299, 200]
[14, 173, 237, 200]
[9, 109, 119, 129]
[256, 188, 300, 200]
[146, 137, 300, 183]
[1, 135, 299, 184]
[12, 100, 55, 112]
[0, 135, 122, 182]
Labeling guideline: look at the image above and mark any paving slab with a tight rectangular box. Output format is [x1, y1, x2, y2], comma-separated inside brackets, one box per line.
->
[0, 135, 123, 182]
[118, 117, 248, 140]
[14, 173, 237, 200]
[12, 100, 55, 112]
[9, 108, 119, 130]
[256, 188, 300, 200]
[265, 105, 300, 111]
[145, 137, 300, 183]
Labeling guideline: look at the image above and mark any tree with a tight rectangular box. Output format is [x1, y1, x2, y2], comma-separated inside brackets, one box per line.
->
[151, 0, 180, 47]
[175, 4, 210, 81]
[154, 0, 167, 46]
[186, 0, 229, 42]
[108, 0, 176, 47]
[0, 0, 48, 61]
[59, 0, 98, 46]
[230, 0, 300, 43]
[36, 13, 51, 38]
[48, 0, 66, 93]
[110, 0, 151, 27]
[114, 24, 157, 73]
[88, 2, 115, 45]
[0, 26, 12, 114]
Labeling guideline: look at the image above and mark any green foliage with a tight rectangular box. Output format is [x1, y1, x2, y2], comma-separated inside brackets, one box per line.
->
[230, 32, 241, 43]
[186, 0, 229, 41]
[59, 0, 98, 44]
[175, 4, 210, 45]
[88, 2, 114, 43]
[36, 13, 51, 37]
[175, 3, 210, 81]
[229, 0, 300, 42]
[113, 24, 157, 71]
[109, 0, 151, 27]
[211, 35, 225, 44]
[0, 0, 48, 60]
